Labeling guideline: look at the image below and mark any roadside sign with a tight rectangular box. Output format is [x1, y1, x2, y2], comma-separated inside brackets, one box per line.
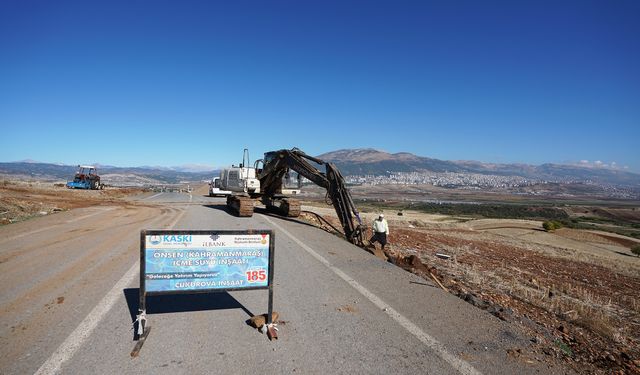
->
[134, 229, 275, 348]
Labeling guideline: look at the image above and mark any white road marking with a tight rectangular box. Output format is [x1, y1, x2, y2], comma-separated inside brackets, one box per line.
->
[144, 192, 164, 200]
[261, 214, 482, 375]
[34, 208, 187, 375]
[34, 262, 139, 375]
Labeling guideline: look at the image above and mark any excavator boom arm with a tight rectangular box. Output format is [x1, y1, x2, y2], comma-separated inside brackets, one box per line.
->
[258, 148, 365, 246]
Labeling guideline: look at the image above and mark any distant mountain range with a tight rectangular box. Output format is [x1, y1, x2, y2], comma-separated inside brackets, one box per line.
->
[317, 149, 640, 187]
[2, 149, 639, 187]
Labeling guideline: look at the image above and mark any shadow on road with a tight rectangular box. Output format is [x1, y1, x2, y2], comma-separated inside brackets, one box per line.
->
[202, 203, 231, 214]
[409, 280, 437, 288]
[123, 288, 255, 330]
[201, 203, 329, 231]
[124, 288, 255, 341]
[254, 207, 323, 229]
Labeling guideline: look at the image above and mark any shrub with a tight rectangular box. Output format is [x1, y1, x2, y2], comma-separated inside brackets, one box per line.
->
[632, 245, 640, 257]
[543, 220, 563, 232]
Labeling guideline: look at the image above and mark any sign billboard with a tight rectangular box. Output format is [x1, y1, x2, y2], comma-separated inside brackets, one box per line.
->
[135, 230, 275, 340]
[142, 231, 272, 293]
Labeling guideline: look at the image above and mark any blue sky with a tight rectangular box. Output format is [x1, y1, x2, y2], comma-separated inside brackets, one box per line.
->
[1, 1, 639, 171]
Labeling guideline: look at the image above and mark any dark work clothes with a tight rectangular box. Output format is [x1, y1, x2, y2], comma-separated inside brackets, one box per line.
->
[370, 232, 387, 247]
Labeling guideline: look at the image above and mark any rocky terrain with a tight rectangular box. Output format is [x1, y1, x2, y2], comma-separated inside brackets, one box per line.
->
[300, 202, 640, 374]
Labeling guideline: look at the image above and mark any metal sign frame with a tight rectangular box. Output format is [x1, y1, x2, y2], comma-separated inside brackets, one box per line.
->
[136, 229, 275, 339]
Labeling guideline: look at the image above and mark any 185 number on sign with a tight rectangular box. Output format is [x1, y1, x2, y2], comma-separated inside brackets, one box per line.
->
[246, 269, 266, 283]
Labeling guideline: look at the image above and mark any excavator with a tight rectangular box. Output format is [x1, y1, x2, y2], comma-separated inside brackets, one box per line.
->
[218, 148, 366, 247]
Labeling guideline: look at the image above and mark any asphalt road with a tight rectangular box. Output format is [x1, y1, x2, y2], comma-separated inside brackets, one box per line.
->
[0, 191, 570, 374]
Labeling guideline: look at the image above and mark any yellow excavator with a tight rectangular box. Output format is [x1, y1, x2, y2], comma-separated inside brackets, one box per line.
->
[218, 148, 365, 246]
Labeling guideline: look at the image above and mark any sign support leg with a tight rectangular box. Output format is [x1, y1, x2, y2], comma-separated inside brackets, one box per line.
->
[267, 286, 273, 325]
[130, 326, 151, 357]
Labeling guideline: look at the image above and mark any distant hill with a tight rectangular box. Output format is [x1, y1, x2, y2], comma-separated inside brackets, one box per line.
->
[0, 162, 218, 185]
[3, 151, 639, 187]
[317, 149, 640, 187]
[317, 149, 464, 174]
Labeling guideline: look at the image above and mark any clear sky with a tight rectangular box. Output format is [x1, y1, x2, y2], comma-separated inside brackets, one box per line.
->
[1, 1, 639, 171]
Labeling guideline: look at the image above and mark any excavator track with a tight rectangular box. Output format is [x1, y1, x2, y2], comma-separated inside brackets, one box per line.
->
[264, 197, 301, 217]
[227, 196, 254, 217]
[282, 198, 301, 217]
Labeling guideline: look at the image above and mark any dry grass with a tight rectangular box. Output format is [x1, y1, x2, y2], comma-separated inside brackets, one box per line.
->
[433, 254, 639, 352]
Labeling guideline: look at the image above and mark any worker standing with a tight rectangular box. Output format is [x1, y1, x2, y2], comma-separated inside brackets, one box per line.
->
[370, 214, 389, 250]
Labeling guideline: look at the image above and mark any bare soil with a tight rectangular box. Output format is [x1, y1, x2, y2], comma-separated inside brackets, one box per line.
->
[300, 203, 640, 375]
[0, 180, 147, 225]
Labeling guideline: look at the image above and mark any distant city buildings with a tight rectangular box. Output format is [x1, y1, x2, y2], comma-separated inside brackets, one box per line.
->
[345, 171, 539, 188]
[335, 171, 639, 200]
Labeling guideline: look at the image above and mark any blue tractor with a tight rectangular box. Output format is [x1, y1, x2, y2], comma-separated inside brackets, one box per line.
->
[66, 165, 103, 190]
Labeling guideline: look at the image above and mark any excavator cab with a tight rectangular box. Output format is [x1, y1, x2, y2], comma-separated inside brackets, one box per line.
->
[282, 171, 302, 193]
[255, 155, 302, 195]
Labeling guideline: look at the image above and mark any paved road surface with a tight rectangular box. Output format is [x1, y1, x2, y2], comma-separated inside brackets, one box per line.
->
[0, 191, 570, 374]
